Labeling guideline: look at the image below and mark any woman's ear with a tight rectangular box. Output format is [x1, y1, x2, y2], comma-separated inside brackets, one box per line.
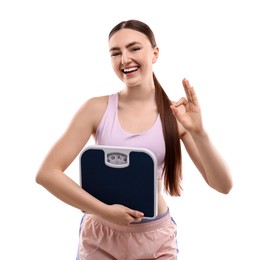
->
[152, 46, 159, 64]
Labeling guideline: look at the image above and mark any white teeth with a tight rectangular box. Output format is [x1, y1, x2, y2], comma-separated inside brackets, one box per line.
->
[123, 67, 138, 73]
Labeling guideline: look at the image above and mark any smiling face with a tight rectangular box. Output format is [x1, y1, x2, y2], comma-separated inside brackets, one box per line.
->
[108, 28, 159, 88]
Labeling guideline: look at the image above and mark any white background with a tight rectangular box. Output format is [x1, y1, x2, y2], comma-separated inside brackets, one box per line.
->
[1, 0, 264, 259]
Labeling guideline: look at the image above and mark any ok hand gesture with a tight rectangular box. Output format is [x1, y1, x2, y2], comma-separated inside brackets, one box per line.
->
[170, 78, 203, 134]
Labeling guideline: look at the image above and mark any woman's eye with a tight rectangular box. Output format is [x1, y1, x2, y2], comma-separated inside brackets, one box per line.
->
[132, 47, 141, 52]
[111, 52, 121, 57]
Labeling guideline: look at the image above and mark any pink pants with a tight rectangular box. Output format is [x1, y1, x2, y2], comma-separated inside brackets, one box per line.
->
[77, 210, 178, 260]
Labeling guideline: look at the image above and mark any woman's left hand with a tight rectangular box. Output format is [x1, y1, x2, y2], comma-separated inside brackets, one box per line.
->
[170, 78, 203, 134]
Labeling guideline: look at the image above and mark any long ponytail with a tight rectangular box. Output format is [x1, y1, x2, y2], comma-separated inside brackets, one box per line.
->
[153, 73, 182, 196]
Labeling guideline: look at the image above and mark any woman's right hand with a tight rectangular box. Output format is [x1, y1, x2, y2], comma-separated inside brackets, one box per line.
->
[103, 204, 144, 226]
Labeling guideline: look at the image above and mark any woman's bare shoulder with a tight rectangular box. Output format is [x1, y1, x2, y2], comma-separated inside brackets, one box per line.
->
[81, 95, 110, 113]
[77, 95, 110, 130]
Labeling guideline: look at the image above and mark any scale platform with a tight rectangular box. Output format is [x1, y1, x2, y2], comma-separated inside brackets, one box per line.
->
[79, 145, 158, 218]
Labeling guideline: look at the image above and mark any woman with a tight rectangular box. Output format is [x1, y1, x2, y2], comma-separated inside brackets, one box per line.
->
[36, 19, 233, 259]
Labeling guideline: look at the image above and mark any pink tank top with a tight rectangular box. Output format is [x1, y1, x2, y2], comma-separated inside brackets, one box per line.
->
[95, 93, 165, 180]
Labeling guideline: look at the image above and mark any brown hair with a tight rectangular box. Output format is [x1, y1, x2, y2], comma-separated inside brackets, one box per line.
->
[109, 20, 182, 196]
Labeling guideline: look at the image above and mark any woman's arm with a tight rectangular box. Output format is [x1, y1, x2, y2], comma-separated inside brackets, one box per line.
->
[36, 97, 107, 213]
[36, 96, 144, 225]
[181, 129, 232, 193]
[171, 79, 233, 194]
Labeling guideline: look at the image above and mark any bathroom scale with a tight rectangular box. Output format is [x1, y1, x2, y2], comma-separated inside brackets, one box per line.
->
[79, 145, 158, 218]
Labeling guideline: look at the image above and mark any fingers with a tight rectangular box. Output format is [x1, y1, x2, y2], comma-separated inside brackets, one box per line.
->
[128, 209, 144, 223]
[108, 204, 145, 225]
[172, 97, 188, 108]
[132, 217, 143, 223]
[128, 209, 144, 218]
[182, 78, 193, 101]
[182, 78, 199, 107]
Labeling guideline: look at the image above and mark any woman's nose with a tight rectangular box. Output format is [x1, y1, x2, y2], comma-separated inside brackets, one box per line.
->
[121, 53, 131, 64]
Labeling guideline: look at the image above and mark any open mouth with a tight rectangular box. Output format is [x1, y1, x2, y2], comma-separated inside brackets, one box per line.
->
[122, 66, 139, 74]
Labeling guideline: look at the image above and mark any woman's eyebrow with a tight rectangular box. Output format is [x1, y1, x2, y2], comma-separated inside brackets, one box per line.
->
[109, 41, 142, 52]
